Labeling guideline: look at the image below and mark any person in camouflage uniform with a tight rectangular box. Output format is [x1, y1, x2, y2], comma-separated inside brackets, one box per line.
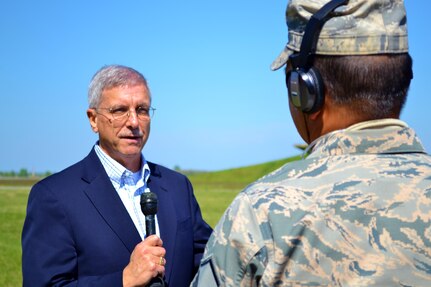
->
[191, 0, 431, 286]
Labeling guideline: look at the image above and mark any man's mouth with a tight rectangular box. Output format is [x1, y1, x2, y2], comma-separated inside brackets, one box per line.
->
[120, 134, 143, 142]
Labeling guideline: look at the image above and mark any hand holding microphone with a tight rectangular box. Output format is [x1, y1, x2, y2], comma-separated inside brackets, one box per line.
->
[123, 192, 166, 287]
[140, 192, 166, 287]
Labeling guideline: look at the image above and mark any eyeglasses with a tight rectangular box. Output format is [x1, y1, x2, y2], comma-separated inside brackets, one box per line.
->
[96, 106, 156, 123]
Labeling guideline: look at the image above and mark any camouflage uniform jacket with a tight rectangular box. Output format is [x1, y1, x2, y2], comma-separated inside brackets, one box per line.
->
[192, 120, 431, 287]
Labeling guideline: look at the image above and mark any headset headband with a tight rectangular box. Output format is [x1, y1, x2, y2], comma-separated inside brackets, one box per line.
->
[290, 0, 349, 70]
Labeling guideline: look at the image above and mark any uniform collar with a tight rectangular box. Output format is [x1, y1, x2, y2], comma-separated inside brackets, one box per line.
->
[304, 119, 426, 159]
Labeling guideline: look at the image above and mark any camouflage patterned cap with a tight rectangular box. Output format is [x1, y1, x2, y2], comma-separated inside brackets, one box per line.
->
[271, 0, 409, 71]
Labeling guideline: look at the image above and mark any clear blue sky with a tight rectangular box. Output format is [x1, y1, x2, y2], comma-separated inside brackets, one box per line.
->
[1, 0, 429, 173]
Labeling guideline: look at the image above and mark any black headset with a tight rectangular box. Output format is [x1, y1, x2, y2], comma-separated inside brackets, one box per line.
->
[287, 0, 348, 113]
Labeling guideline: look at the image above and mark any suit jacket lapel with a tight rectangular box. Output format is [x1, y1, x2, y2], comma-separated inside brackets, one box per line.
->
[81, 149, 142, 253]
[147, 163, 177, 283]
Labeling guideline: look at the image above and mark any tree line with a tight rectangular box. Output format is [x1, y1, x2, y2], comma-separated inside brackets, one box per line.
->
[0, 168, 52, 178]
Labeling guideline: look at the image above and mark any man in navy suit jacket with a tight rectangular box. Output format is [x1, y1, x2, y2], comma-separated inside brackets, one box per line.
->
[22, 65, 212, 286]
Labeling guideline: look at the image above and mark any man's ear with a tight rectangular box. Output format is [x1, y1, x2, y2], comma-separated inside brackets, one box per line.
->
[87, 109, 98, 133]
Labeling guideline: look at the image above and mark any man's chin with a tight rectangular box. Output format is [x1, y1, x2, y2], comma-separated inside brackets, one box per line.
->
[121, 147, 143, 156]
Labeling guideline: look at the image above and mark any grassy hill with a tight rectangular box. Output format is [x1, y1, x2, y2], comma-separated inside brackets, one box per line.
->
[186, 155, 301, 191]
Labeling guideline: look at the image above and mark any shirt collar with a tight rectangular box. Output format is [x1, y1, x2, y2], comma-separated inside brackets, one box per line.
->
[94, 143, 151, 188]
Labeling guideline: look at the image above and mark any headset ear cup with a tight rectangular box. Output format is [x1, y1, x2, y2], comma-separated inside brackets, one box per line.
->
[287, 71, 303, 110]
[296, 68, 324, 113]
[287, 67, 324, 113]
[304, 67, 324, 113]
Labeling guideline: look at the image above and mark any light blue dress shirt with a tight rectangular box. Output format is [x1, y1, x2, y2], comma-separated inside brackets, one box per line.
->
[94, 144, 160, 240]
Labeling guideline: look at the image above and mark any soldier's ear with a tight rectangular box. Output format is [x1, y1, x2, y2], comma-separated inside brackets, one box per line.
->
[308, 88, 333, 121]
[308, 109, 322, 121]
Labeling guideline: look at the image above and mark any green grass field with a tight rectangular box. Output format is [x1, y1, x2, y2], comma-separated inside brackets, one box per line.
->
[0, 155, 299, 286]
[0, 185, 30, 287]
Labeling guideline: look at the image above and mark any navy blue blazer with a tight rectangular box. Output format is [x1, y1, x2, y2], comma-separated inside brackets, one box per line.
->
[22, 149, 212, 286]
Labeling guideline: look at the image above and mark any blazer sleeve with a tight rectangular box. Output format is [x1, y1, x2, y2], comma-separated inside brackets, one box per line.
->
[21, 181, 123, 287]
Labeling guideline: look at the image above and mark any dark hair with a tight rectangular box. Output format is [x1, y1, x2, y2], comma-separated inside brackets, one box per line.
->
[313, 53, 413, 119]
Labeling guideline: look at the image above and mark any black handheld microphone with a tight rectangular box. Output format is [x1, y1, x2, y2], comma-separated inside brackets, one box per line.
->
[140, 192, 158, 236]
[140, 192, 165, 287]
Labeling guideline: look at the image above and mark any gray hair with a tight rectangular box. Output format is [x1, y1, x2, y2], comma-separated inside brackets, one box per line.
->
[88, 65, 150, 108]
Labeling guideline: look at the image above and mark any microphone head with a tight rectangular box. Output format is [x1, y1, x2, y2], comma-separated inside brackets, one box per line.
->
[140, 192, 158, 216]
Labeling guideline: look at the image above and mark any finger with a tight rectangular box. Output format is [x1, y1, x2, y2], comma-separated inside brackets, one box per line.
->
[151, 254, 165, 266]
[148, 246, 165, 259]
[143, 235, 163, 247]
